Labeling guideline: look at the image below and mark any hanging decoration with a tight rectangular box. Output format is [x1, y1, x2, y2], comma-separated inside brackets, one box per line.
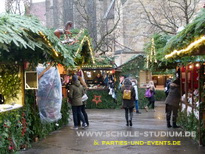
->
[36, 66, 62, 123]
[165, 36, 205, 59]
[145, 37, 157, 69]
[146, 55, 149, 69]
[75, 36, 95, 64]
[39, 31, 59, 57]
[151, 38, 157, 63]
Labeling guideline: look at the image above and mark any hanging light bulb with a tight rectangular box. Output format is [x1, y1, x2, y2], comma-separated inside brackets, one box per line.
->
[195, 63, 200, 68]
[189, 65, 193, 69]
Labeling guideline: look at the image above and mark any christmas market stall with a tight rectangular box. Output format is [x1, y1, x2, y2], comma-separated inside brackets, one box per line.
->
[81, 64, 117, 109]
[163, 9, 205, 145]
[53, 24, 117, 109]
[53, 23, 117, 109]
[55, 28, 95, 98]
[0, 14, 75, 153]
[144, 34, 177, 90]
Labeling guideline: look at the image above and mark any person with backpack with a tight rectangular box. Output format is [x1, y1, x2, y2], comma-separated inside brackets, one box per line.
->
[144, 81, 156, 112]
[131, 79, 141, 114]
[121, 78, 135, 126]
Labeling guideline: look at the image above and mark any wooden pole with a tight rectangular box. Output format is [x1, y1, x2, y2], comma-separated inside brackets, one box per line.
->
[38, 65, 52, 80]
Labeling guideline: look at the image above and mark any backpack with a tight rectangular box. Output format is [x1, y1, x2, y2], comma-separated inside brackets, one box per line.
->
[145, 89, 152, 97]
[123, 88, 132, 100]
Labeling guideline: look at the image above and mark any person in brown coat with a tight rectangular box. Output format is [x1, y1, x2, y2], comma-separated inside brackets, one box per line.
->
[165, 78, 181, 128]
[121, 78, 135, 126]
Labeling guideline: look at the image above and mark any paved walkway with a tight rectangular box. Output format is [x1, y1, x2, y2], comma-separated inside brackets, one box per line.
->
[20, 101, 205, 154]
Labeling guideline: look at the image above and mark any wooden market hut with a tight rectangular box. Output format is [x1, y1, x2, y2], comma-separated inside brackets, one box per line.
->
[80, 63, 118, 109]
[143, 33, 177, 89]
[163, 9, 205, 145]
[80, 56, 117, 109]
[0, 13, 75, 152]
[81, 64, 115, 87]
[116, 54, 146, 87]
[56, 30, 96, 98]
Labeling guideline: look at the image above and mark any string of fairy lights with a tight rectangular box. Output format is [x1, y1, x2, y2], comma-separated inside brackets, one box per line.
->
[82, 65, 113, 68]
[75, 36, 95, 64]
[165, 36, 205, 59]
[39, 31, 59, 57]
[39, 30, 95, 64]
[146, 38, 157, 68]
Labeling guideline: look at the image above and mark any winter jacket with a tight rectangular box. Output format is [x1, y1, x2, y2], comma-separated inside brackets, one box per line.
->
[68, 81, 85, 106]
[132, 82, 138, 100]
[121, 79, 135, 108]
[165, 83, 181, 107]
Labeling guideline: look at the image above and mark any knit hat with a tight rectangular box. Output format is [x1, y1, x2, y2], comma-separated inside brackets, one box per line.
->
[124, 78, 132, 86]
[172, 79, 180, 85]
[72, 74, 78, 82]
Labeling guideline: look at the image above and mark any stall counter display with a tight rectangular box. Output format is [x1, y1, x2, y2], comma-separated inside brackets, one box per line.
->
[86, 89, 117, 109]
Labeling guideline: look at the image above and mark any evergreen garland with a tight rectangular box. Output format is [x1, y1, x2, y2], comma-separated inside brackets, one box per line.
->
[0, 14, 75, 67]
[163, 9, 205, 60]
[0, 64, 21, 103]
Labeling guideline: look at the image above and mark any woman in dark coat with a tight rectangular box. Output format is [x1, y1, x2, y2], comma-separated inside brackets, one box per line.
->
[121, 78, 135, 126]
[68, 75, 86, 129]
[165, 79, 181, 128]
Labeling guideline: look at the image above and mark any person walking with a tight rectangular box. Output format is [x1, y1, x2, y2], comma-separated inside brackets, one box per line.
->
[165, 79, 181, 128]
[68, 75, 87, 129]
[131, 79, 141, 114]
[121, 78, 135, 126]
[77, 71, 90, 127]
[144, 81, 156, 112]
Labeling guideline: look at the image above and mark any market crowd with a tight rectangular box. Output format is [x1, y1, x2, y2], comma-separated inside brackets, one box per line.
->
[66, 71, 181, 129]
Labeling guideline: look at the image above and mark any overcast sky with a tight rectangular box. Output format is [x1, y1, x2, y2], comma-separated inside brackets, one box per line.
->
[0, 0, 45, 13]
[32, 0, 45, 2]
[0, 0, 5, 13]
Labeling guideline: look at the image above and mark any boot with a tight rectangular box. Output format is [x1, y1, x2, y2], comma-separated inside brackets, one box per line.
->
[172, 122, 180, 128]
[129, 120, 132, 126]
[144, 106, 148, 112]
[126, 120, 129, 126]
[136, 110, 141, 114]
[167, 122, 172, 128]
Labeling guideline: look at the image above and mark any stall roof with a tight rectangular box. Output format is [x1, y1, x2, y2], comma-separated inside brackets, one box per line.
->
[164, 9, 205, 60]
[72, 32, 95, 65]
[0, 13, 76, 66]
[117, 54, 145, 69]
[0, 14, 95, 67]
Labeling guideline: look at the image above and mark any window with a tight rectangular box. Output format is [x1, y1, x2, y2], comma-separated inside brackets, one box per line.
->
[25, 71, 38, 89]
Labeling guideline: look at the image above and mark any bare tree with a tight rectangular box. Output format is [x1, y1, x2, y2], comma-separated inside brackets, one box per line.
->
[138, 0, 200, 34]
[73, 0, 121, 54]
[6, 0, 31, 15]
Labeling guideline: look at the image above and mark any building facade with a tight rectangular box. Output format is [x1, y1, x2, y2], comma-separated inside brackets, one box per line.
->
[28, 0, 204, 67]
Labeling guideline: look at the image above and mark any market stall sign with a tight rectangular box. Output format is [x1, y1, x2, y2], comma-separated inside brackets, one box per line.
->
[82, 65, 113, 68]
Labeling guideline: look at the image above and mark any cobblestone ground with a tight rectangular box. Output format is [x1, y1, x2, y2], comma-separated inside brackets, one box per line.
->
[20, 101, 205, 154]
